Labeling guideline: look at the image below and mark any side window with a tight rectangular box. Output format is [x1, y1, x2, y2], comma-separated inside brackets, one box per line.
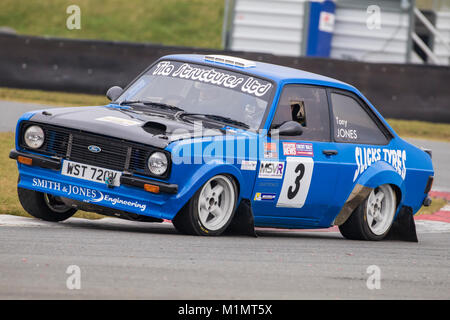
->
[330, 93, 388, 145]
[271, 85, 330, 141]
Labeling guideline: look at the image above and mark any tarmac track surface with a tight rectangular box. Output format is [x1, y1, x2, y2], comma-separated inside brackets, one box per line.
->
[0, 216, 449, 300]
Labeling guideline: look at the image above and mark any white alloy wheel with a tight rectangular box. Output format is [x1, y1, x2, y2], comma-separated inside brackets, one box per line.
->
[197, 175, 236, 231]
[366, 185, 396, 236]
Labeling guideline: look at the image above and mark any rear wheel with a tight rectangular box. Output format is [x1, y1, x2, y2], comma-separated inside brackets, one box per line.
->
[172, 175, 238, 236]
[18, 187, 77, 222]
[339, 184, 396, 241]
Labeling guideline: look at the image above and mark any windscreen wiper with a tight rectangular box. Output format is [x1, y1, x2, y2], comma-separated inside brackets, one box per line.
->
[119, 100, 184, 112]
[179, 113, 249, 129]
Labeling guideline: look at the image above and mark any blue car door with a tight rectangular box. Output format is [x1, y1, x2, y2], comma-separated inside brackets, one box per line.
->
[324, 89, 394, 213]
[251, 84, 340, 228]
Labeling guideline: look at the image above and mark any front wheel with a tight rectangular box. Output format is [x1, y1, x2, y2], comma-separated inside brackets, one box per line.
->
[18, 187, 77, 222]
[172, 175, 238, 236]
[339, 184, 397, 241]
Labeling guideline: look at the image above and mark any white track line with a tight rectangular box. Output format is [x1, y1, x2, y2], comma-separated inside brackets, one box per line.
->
[0, 215, 159, 228]
[414, 220, 450, 233]
[1, 214, 450, 234]
[0, 215, 57, 227]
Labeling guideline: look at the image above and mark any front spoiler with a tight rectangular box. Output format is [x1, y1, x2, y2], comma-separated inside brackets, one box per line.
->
[10, 149, 178, 194]
[9, 149, 61, 170]
[11, 149, 180, 220]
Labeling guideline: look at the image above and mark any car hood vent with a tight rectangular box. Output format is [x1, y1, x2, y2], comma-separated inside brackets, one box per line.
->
[142, 121, 167, 135]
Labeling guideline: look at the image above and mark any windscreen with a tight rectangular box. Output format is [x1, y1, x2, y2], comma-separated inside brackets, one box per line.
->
[117, 60, 274, 129]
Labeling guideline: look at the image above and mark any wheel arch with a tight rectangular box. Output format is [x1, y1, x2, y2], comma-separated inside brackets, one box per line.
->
[333, 163, 406, 226]
[389, 183, 402, 210]
[356, 161, 406, 205]
[172, 162, 246, 219]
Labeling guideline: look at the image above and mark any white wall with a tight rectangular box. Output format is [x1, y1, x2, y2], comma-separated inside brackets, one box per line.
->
[229, 0, 307, 56]
[330, 5, 410, 63]
[433, 11, 450, 65]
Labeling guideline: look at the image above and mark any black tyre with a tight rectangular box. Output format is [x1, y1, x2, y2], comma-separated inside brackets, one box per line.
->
[18, 187, 77, 222]
[339, 184, 397, 241]
[172, 175, 238, 236]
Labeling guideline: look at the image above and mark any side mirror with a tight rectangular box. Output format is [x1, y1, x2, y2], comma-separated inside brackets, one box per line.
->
[106, 86, 123, 101]
[274, 121, 303, 136]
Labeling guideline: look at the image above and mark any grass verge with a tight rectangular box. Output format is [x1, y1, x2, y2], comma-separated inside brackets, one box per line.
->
[0, 0, 224, 49]
[0, 87, 107, 107]
[416, 197, 447, 216]
[386, 118, 450, 142]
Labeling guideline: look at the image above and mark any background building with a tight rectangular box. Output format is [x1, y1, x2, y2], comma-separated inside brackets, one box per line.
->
[223, 0, 450, 65]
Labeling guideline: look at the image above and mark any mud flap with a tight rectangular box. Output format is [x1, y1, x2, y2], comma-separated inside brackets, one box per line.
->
[224, 199, 257, 237]
[385, 206, 418, 242]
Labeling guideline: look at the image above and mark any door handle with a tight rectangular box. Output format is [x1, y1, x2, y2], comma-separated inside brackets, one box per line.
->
[322, 149, 338, 156]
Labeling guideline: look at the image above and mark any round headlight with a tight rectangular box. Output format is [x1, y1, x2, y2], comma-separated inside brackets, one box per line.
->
[24, 125, 45, 149]
[147, 152, 168, 176]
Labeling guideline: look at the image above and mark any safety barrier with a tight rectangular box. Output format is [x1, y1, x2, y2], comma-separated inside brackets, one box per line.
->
[0, 33, 449, 123]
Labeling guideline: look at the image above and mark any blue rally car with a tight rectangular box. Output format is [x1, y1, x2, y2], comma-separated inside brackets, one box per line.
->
[10, 54, 434, 241]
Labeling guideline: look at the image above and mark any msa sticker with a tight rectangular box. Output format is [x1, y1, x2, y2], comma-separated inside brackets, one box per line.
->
[264, 142, 278, 159]
[319, 11, 335, 33]
[254, 193, 276, 201]
[96, 116, 140, 127]
[258, 161, 284, 179]
[283, 142, 313, 157]
[241, 160, 257, 171]
[277, 157, 314, 208]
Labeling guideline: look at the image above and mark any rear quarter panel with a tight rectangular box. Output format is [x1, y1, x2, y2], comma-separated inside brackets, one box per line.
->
[396, 137, 434, 213]
[326, 136, 434, 229]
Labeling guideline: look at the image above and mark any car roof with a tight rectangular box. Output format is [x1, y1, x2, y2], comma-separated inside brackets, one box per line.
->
[161, 54, 357, 92]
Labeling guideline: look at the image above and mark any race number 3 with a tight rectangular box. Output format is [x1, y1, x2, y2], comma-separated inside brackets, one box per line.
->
[277, 157, 314, 208]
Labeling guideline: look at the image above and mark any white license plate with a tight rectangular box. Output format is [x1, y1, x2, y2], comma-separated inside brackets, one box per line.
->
[61, 160, 122, 187]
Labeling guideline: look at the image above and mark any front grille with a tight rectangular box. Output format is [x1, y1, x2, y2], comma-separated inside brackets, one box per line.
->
[70, 134, 129, 171]
[20, 122, 169, 178]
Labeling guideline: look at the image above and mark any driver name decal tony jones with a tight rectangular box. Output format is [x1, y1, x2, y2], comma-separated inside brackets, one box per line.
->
[152, 61, 272, 98]
[354, 147, 406, 182]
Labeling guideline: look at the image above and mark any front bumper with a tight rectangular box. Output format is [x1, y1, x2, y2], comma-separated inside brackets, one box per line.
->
[9, 149, 61, 170]
[10, 149, 180, 219]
